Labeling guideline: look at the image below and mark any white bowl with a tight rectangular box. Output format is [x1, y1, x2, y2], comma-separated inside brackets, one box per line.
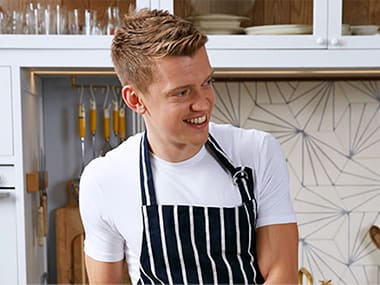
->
[189, 14, 249, 30]
[244, 24, 312, 35]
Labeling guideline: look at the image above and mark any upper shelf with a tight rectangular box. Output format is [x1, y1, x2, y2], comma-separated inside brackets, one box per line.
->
[0, 35, 113, 49]
[1, 34, 380, 71]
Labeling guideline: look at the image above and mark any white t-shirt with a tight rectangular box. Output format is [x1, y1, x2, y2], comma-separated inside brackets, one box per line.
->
[79, 123, 296, 284]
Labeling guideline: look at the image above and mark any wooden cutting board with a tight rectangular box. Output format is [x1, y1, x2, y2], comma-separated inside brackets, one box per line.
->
[56, 179, 131, 284]
[56, 180, 88, 284]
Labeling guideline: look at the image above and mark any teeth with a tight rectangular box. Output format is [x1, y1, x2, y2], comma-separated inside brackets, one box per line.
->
[187, 115, 206, 124]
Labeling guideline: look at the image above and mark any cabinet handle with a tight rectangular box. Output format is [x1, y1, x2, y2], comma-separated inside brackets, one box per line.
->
[330, 38, 340, 46]
[316, 37, 326, 45]
[0, 190, 13, 199]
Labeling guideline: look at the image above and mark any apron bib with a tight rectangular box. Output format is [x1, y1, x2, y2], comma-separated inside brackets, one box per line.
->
[137, 132, 264, 285]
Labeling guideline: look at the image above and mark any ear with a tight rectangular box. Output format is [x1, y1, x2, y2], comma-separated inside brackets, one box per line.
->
[122, 85, 146, 114]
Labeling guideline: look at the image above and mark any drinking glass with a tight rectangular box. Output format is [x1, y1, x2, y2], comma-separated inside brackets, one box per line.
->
[68, 9, 80, 34]
[10, 10, 24, 34]
[0, 11, 9, 34]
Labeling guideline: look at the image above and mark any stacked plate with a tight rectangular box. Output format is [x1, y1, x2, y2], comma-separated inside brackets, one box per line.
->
[351, 25, 379, 35]
[189, 14, 248, 35]
[244, 24, 313, 35]
[342, 24, 352, 35]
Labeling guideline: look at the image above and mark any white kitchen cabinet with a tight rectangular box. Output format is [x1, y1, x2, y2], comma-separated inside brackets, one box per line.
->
[0, 189, 18, 285]
[0, 65, 17, 284]
[0, 66, 14, 158]
[153, 0, 380, 51]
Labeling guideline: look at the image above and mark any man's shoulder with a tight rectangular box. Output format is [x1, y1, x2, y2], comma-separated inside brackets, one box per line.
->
[83, 132, 142, 177]
[209, 122, 273, 146]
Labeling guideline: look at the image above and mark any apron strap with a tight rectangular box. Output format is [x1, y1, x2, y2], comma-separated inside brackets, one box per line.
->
[140, 132, 157, 206]
[207, 134, 255, 203]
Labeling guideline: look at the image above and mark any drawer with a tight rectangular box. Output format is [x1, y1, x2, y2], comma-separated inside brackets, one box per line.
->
[0, 165, 15, 189]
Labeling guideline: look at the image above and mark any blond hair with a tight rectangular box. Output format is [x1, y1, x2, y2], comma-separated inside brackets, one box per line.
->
[111, 9, 208, 93]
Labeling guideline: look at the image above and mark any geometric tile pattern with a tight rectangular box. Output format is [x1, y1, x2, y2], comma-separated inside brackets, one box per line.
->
[211, 80, 380, 284]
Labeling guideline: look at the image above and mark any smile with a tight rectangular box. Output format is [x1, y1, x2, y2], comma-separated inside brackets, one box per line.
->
[185, 115, 207, 125]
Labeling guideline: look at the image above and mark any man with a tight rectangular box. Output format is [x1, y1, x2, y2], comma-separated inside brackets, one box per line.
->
[79, 8, 298, 284]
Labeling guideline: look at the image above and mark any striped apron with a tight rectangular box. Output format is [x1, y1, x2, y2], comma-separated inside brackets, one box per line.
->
[137, 132, 264, 284]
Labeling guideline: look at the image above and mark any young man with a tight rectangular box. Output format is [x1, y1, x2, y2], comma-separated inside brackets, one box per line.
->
[79, 8, 298, 284]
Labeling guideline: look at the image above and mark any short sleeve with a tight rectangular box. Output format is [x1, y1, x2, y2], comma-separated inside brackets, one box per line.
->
[79, 163, 125, 262]
[255, 134, 297, 228]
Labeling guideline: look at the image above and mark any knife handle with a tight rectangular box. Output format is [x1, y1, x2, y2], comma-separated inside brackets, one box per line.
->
[112, 100, 119, 136]
[119, 107, 126, 142]
[104, 107, 110, 140]
[41, 194, 48, 236]
[78, 103, 86, 139]
[38, 206, 44, 246]
[89, 99, 96, 135]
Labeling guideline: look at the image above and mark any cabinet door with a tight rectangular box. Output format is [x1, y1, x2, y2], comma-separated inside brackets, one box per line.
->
[328, 0, 380, 49]
[165, 0, 329, 50]
[0, 189, 18, 284]
[0, 66, 13, 156]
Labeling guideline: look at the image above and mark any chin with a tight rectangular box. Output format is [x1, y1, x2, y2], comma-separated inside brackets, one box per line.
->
[189, 130, 209, 145]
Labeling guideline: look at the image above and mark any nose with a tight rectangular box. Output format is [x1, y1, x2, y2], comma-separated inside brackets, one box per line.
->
[191, 89, 214, 111]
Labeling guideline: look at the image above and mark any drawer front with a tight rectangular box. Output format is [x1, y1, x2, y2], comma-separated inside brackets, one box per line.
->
[0, 165, 15, 189]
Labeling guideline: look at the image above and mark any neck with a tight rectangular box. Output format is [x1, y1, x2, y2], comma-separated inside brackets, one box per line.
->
[146, 133, 205, 162]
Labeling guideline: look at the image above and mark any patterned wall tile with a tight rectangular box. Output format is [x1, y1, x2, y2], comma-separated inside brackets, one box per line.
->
[211, 80, 380, 285]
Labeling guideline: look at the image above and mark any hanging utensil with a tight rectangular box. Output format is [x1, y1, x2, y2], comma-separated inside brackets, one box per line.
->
[39, 148, 48, 236]
[99, 86, 112, 156]
[112, 99, 119, 143]
[78, 86, 86, 176]
[119, 95, 126, 143]
[119, 105, 126, 143]
[89, 86, 97, 159]
[112, 85, 119, 144]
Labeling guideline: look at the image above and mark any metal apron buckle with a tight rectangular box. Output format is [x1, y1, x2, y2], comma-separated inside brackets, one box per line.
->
[232, 167, 248, 185]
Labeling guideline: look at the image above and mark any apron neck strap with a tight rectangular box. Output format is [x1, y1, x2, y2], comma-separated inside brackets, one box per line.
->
[139, 132, 157, 206]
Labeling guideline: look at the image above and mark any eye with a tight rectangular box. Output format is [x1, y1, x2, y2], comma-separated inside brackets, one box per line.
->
[202, 77, 215, 87]
[177, 88, 190, 97]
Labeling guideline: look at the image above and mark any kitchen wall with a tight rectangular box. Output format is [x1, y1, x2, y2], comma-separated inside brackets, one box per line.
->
[42, 77, 380, 284]
[212, 79, 380, 284]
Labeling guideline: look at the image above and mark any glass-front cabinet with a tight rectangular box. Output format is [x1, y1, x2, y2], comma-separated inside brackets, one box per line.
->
[0, 0, 379, 50]
[329, 0, 380, 49]
[152, 0, 380, 50]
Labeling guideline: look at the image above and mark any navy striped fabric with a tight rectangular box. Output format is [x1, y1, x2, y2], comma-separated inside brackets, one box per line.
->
[137, 132, 264, 284]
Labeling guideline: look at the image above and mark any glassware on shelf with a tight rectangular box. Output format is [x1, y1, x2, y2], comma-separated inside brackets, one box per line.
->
[68, 9, 80, 35]
[53, 5, 67, 34]
[83, 9, 91, 35]
[0, 2, 128, 35]
[105, 6, 121, 35]
[105, 6, 114, 35]
[83, 9, 103, 35]
[24, 3, 35, 34]
[112, 7, 121, 32]
[90, 11, 103, 35]
[0, 11, 9, 34]
[10, 10, 24, 34]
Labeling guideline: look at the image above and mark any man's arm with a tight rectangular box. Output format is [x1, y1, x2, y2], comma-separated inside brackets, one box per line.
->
[256, 223, 299, 284]
[85, 255, 125, 284]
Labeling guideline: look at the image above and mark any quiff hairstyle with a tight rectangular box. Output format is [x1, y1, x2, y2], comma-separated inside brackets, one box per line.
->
[111, 9, 208, 93]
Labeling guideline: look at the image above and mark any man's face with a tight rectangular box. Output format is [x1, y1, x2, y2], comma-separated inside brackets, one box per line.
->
[141, 47, 215, 161]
